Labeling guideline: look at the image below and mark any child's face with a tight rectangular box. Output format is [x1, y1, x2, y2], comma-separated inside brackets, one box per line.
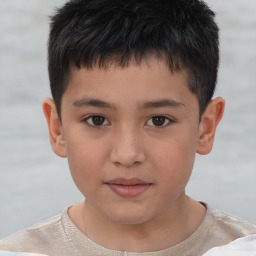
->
[54, 58, 204, 224]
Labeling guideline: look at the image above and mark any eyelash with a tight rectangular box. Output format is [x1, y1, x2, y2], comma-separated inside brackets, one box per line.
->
[82, 115, 174, 128]
[82, 115, 110, 128]
[146, 115, 174, 128]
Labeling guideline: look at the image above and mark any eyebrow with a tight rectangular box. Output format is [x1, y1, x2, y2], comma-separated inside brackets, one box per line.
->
[141, 99, 185, 109]
[73, 98, 117, 110]
[72, 98, 184, 110]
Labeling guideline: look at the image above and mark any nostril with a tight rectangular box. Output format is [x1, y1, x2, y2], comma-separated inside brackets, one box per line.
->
[110, 150, 146, 167]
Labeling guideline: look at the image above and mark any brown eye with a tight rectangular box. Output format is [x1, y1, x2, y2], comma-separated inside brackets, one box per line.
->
[146, 115, 173, 127]
[92, 116, 105, 126]
[85, 115, 110, 127]
[152, 116, 166, 126]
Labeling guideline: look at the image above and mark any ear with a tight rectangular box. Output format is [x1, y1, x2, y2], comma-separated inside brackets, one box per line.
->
[196, 97, 225, 155]
[42, 98, 67, 158]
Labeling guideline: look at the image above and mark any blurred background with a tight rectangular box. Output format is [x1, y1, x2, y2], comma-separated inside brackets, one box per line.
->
[0, 0, 255, 239]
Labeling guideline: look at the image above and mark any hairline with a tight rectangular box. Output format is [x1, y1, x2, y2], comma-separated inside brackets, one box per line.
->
[57, 52, 203, 120]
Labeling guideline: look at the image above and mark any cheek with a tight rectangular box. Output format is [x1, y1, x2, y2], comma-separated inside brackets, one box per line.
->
[65, 136, 107, 192]
[151, 134, 197, 185]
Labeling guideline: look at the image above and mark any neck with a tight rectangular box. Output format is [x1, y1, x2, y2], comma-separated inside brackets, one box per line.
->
[69, 195, 206, 252]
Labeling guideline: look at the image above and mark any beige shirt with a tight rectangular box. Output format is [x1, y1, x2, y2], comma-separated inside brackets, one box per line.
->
[0, 204, 255, 256]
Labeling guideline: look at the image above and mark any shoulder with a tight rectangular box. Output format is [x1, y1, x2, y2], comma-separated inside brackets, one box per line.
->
[203, 234, 256, 256]
[205, 204, 256, 242]
[186, 203, 256, 255]
[211, 206, 256, 235]
[0, 211, 69, 253]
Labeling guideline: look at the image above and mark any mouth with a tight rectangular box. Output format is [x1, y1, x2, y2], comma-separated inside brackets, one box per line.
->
[105, 178, 152, 198]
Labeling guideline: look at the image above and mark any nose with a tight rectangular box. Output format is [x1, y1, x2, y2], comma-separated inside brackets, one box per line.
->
[109, 126, 146, 167]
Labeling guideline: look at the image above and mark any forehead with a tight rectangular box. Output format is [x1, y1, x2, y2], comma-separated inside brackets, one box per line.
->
[67, 53, 186, 87]
[62, 57, 196, 112]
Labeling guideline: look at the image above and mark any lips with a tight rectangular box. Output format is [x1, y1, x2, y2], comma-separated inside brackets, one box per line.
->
[105, 178, 152, 198]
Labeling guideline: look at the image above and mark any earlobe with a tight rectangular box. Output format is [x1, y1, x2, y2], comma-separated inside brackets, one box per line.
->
[196, 97, 225, 155]
[42, 98, 67, 158]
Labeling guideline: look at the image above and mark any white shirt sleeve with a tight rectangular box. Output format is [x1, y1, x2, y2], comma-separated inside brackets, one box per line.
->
[203, 234, 256, 256]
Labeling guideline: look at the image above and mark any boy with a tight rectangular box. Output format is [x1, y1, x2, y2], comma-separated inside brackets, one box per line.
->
[0, 0, 255, 255]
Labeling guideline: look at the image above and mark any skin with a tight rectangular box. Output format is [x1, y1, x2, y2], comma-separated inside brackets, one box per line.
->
[43, 57, 225, 252]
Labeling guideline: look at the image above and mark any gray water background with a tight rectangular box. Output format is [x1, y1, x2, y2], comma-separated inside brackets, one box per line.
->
[0, 0, 255, 239]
